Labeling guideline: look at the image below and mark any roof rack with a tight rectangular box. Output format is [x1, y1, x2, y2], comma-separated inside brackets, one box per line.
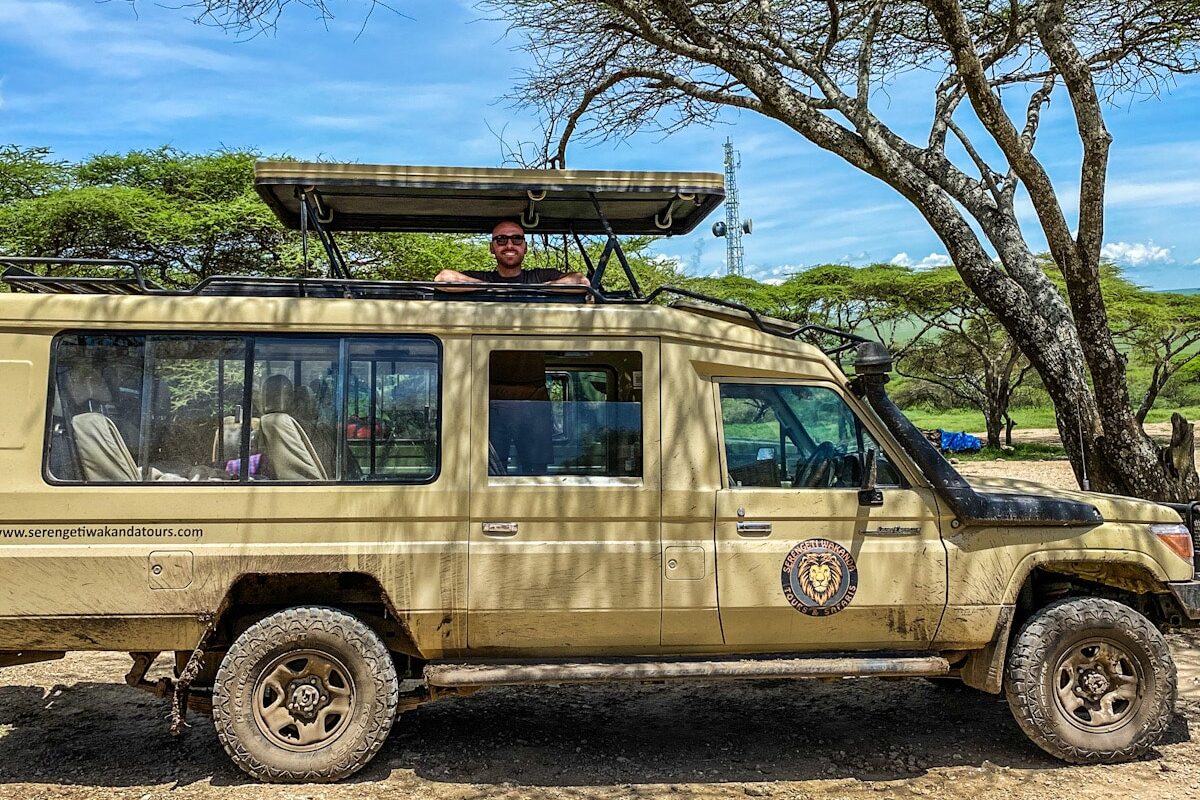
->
[188, 276, 611, 303]
[0, 259, 867, 357]
[1, 257, 163, 294]
[645, 286, 869, 356]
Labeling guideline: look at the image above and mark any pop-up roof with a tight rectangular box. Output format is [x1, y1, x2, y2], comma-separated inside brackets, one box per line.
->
[254, 161, 725, 236]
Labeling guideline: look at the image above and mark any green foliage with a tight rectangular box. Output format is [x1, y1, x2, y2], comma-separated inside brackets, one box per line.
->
[342, 233, 496, 281]
[74, 147, 258, 202]
[678, 275, 792, 318]
[0, 145, 69, 204]
[0, 147, 294, 286]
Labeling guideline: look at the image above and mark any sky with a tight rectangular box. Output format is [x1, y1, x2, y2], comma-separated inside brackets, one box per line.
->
[0, 0, 1198, 289]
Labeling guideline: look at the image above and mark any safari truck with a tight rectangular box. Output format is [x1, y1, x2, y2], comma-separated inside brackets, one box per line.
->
[1, 162, 1199, 783]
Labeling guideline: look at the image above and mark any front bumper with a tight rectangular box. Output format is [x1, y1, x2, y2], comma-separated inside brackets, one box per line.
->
[1167, 580, 1200, 621]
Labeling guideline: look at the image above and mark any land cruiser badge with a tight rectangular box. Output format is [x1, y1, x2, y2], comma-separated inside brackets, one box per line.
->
[781, 539, 858, 616]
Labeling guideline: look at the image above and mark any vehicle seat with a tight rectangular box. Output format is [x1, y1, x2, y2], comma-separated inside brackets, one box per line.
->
[212, 412, 259, 463]
[71, 412, 141, 482]
[258, 374, 328, 481]
[65, 364, 140, 482]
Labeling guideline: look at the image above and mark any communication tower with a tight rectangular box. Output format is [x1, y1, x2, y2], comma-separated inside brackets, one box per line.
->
[712, 137, 752, 276]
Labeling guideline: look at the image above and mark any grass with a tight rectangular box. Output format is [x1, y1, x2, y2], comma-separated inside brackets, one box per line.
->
[900, 404, 1200, 435]
[951, 442, 1068, 461]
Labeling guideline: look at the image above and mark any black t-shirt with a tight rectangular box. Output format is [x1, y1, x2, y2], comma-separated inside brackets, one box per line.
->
[463, 268, 571, 284]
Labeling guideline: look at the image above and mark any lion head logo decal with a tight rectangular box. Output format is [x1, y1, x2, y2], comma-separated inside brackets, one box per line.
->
[781, 539, 858, 616]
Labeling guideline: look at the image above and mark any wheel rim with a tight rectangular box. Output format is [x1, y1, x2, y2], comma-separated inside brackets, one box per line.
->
[252, 649, 356, 752]
[1052, 637, 1144, 733]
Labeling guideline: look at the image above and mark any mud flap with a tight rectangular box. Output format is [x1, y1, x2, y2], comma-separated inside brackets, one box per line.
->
[958, 606, 1014, 694]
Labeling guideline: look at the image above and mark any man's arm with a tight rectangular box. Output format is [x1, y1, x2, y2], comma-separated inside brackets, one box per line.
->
[434, 269, 487, 292]
[434, 269, 485, 283]
[548, 272, 590, 287]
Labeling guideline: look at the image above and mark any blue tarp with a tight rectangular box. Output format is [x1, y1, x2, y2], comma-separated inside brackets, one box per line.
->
[940, 429, 982, 453]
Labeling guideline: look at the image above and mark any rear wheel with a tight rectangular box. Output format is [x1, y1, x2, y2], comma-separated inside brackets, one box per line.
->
[212, 606, 399, 782]
[1005, 597, 1176, 763]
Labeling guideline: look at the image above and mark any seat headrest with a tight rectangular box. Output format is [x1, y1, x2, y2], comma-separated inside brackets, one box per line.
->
[65, 363, 113, 407]
[262, 374, 294, 414]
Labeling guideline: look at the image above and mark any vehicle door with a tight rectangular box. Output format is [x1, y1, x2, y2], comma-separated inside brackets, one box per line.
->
[467, 337, 660, 652]
[714, 380, 945, 650]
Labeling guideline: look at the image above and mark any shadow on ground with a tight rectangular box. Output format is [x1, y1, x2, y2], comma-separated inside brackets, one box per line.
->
[0, 674, 1189, 789]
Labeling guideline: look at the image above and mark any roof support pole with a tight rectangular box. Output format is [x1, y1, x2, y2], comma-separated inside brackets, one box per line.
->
[569, 225, 597, 279]
[587, 192, 642, 298]
[299, 192, 310, 276]
[300, 190, 352, 281]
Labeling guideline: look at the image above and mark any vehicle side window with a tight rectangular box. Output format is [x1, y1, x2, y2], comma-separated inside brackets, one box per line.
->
[346, 339, 439, 482]
[719, 383, 901, 489]
[46, 333, 439, 485]
[252, 338, 341, 482]
[49, 334, 150, 482]
[488, 350, 641, 477]
[148, 337, 247, 481]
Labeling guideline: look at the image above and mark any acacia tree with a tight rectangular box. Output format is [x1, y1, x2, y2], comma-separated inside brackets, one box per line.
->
[475, 0, 1200, 501]
[1112, 290, 1200, 425]
[890, 267, 1034, 447]
[135, 0, 1200, 499]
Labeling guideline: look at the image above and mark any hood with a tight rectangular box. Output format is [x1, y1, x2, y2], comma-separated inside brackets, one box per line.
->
[964, 476, 1182, 525]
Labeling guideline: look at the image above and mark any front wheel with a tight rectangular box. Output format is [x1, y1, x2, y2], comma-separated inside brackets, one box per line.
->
[212, 606, 400, 782]
[1005, 597, 1176, 763]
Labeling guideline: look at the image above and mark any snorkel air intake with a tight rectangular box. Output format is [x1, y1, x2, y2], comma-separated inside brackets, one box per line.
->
[850, 342, 1102, 528]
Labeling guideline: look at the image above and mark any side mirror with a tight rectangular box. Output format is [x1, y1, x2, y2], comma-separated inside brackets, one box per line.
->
[858, 448, 884, 507]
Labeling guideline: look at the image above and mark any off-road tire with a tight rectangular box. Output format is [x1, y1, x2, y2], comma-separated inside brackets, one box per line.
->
[212, 606, 399, 783]
[1005, 597, 1176, 764]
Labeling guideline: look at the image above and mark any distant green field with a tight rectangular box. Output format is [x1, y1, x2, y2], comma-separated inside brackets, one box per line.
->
[901, 404, 1200, 436]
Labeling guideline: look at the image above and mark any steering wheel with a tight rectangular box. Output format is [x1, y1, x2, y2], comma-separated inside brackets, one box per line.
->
[795, 441, 841, 488]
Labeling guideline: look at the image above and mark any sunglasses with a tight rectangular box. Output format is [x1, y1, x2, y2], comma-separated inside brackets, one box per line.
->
[492, 234, 526, 245]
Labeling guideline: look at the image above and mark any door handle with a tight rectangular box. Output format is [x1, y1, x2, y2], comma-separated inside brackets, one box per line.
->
[482, 521, 519, 536]
[736, 521, 772, 537]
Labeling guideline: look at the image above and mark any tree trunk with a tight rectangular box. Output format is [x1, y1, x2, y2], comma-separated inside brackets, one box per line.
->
[1135, 364, 1167, 425]
[982, 403, 1003, 449]
[919, 220, 1198, 501]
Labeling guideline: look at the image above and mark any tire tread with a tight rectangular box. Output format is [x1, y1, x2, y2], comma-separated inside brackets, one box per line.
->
[211, 606, 400, 783]
[1005, 597, 1176, 764]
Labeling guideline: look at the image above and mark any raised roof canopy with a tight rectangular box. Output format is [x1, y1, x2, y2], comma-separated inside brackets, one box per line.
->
[253, 161, 725, 236]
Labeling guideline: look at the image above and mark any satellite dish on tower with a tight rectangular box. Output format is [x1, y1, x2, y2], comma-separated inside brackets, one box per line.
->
[712, 221, 728, 238]
[742, 219, 753, 235]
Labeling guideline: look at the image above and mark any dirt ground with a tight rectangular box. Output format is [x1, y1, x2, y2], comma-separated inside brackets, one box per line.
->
[5, 457, 1200, 800]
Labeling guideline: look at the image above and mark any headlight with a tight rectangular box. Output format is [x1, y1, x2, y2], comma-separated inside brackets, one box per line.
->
[1150, 523, 1194, 562]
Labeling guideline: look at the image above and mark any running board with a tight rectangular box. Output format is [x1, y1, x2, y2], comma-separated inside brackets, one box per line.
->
[425, 654, 950, 688]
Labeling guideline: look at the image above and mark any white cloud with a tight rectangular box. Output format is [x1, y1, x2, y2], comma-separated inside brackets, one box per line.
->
[1100, 241, 1172, 266]
[0, 0, 255, 78]
[1193, 257, 1200, 265]
[1106, 180, 1200, 208]
[890, 252, 953, 270]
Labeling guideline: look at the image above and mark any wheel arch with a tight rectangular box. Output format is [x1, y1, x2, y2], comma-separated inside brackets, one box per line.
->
[1003, 550, 1171, 606]
[209, 572, 422, 658]
[959, 553, 1175, 694]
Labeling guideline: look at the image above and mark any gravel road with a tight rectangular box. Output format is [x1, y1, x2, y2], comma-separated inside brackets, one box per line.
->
[5, 457, 1200, 800]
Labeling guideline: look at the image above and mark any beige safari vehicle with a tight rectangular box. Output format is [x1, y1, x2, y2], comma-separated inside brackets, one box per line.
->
[1, 161, 1199, 783]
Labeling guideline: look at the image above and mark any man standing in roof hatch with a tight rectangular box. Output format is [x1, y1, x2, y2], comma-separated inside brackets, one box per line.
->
[434, 220, 590, 286]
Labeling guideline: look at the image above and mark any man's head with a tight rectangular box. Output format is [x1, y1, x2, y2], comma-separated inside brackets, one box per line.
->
[489, 220, 527, 276]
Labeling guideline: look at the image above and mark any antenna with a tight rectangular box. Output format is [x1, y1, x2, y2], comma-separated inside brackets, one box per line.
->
[712, 137, 752, 276]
